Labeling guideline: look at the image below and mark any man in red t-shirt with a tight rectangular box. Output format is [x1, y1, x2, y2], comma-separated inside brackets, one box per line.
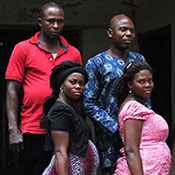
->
[5, 2, 82, 175]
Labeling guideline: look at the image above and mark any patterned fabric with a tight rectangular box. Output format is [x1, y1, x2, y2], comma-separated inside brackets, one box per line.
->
[42, 140, 99, 175]
[83, 51, 146, 169]
[42, 154, 57, 175]
[114, 101, 171, 175]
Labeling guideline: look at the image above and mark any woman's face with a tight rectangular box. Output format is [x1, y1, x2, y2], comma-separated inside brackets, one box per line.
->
[62, 72, 86, 100]
[129, 69, 154, 99]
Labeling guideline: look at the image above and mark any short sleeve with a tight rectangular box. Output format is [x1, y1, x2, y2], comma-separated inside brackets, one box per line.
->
[120, 101, 153, 122]
[47, 102, 72, 132]
[5, 43, 26, 82]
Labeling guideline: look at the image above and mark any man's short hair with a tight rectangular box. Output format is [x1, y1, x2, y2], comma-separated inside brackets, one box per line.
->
[40, 2, 63, 18]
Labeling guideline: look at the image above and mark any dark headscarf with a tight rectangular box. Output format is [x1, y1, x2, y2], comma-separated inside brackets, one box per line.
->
[41, 61, 88, 123]
[51, 61, 88, 93]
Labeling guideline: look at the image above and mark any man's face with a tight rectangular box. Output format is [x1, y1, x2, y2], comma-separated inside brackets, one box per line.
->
[39, 6, 64, 39]
[109, 17, 135, 50]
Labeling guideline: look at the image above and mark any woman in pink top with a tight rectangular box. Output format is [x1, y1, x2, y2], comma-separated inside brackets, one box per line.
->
[113, 60, 171, 175]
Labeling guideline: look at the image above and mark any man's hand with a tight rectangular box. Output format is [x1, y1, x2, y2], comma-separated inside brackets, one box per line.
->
[9, 128, 24, 152]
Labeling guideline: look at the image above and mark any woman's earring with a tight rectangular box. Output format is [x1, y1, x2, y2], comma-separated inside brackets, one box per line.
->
[129, 89, 132, 94]
[60, 87, 63, 93]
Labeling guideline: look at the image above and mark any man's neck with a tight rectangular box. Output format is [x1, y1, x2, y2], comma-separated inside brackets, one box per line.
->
[39, 33, 60, 53]
[107, 46, 128, 62]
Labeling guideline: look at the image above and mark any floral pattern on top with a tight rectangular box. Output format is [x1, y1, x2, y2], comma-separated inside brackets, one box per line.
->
[114, 101, 171, 174]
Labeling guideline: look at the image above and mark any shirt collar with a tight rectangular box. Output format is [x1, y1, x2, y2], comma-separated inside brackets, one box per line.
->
[30, 31, 69, 51]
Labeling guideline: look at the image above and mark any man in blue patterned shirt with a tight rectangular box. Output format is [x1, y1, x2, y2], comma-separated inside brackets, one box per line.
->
[83, 14, 147, 175]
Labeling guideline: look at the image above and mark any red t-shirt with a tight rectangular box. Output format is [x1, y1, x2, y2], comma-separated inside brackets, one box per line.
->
[5, 32, 82, 134]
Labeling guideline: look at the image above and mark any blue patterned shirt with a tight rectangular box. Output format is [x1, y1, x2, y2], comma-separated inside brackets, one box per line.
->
[83, 51, 147, 168]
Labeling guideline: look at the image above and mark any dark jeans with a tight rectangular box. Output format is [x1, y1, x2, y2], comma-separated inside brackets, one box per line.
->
[20, 133, 52, 175]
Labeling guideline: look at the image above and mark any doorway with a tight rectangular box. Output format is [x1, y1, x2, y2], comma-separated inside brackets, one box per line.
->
[137, 25, 173, 149]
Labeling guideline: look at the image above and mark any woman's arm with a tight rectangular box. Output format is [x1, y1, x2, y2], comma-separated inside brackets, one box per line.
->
[51, 130, 69, 175]
[124, 119, 144, 175]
